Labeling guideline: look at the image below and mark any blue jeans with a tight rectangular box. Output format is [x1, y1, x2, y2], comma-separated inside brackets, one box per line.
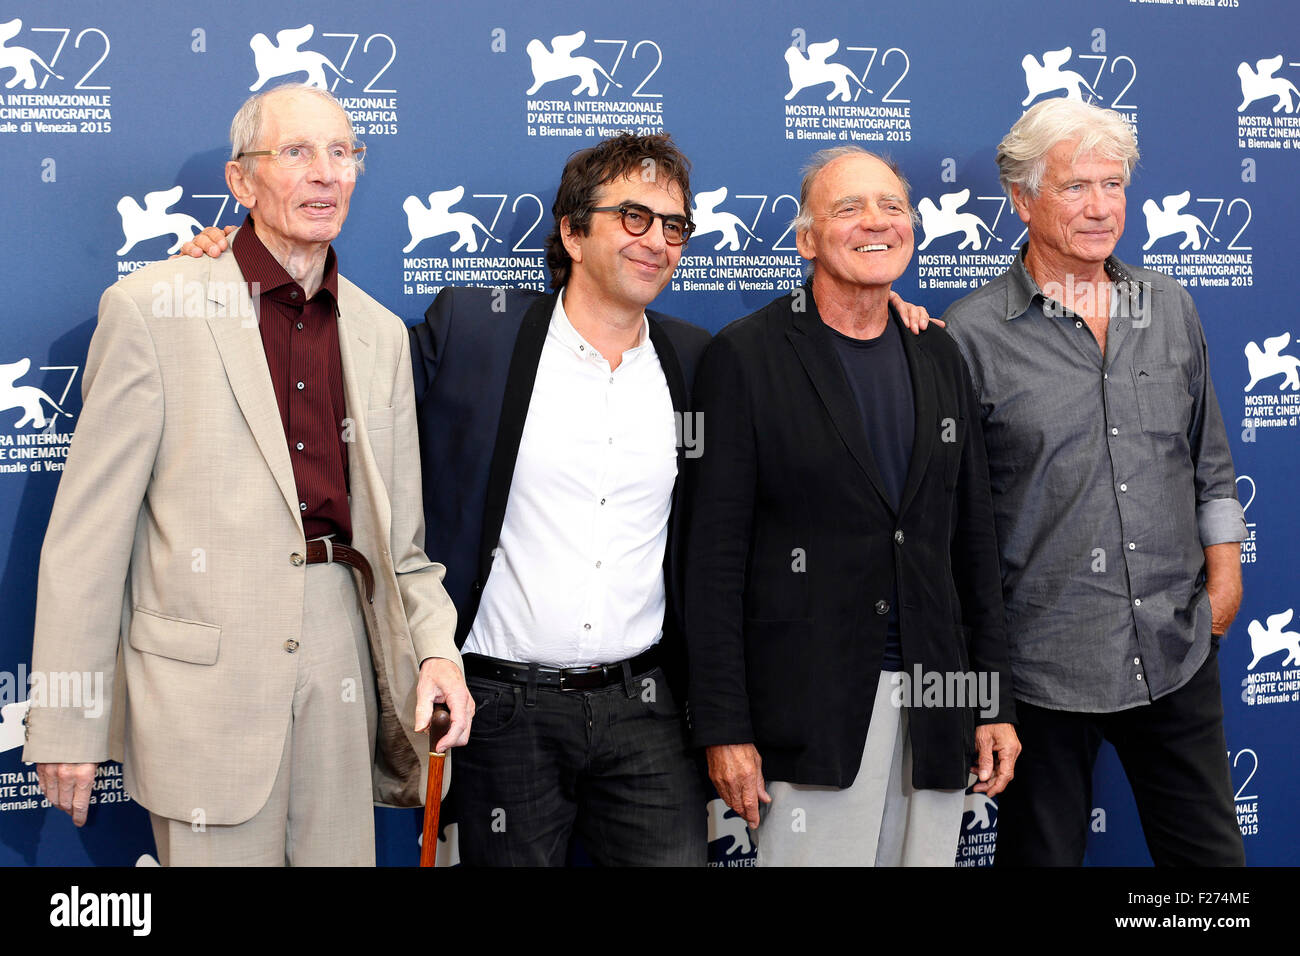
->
[450, 660, 708, 866]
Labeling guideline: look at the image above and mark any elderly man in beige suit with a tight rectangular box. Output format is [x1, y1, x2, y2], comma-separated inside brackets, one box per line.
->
[22, 84, 472, 865]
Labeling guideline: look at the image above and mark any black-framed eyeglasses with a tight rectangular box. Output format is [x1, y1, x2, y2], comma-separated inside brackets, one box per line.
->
[591, 203, 694, 246]
[237, 141, 367, 169]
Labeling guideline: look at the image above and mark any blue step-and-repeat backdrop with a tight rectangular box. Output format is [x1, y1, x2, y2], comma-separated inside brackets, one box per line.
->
[0, 0, 1295, 867]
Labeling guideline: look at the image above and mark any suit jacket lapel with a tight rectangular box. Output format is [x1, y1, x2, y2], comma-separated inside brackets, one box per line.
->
[336, 296, 384, 532]
[896, 315, 938, 518]
[477, 294, 553, 586]
[204, 256, 301, 532]
[786, 293, 893, 513]
[648, 317, 690, 629]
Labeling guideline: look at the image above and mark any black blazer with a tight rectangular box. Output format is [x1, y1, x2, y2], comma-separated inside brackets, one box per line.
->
[409, 287, 711, 701]
[684, 289, 1015, 790]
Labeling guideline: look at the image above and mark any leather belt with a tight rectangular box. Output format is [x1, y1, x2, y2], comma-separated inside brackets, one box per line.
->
[306, 537, 375, 604]
[464, 647, 661, 691]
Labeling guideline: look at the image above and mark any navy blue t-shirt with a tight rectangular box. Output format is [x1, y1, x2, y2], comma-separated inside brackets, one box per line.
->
[828, 315, 914, 671]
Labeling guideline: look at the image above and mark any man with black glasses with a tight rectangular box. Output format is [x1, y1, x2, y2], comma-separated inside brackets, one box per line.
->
[409, 133, 712, 865]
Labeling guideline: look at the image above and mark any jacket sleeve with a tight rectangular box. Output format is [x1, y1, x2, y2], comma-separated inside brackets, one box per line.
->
[408, 287, 456, 407]
[23, 284, 165, 762]
[389, 325, 460, 669]
[683, 332, 758, 747]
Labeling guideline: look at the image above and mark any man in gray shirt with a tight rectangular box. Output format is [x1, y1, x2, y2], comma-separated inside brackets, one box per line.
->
[943, 98, 1246, 865]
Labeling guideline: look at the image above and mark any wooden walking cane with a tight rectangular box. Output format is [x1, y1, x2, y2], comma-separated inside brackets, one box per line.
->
[420, 703, 453, 867]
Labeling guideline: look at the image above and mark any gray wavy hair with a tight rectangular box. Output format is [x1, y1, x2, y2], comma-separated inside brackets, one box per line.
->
[997, 98, 1138, 204]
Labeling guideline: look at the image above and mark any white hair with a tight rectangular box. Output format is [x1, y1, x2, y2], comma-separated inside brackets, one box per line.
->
[997, 98, 1139, 204]
[228, 83, 358, 174]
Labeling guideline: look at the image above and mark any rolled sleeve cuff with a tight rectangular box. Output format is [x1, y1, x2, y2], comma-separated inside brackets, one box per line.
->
[1197, 497, 1247, 547]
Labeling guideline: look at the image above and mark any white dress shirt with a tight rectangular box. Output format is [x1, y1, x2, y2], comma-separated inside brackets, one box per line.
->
[462, 291, 678, 667]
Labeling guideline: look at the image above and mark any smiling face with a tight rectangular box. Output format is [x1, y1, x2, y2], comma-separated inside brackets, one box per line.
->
[1014, 139, 1126, 279]
[226, 89, 356, 262]
[796, 153, 914, 296]
[561, 172, 686, 318]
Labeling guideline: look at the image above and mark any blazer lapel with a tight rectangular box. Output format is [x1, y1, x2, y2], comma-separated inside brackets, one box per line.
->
[477, 294, 553, 586]
[647, 317, 690, 627]
[786, 293, 893, 513]
[204, 257, 301, 532]
[896, 313, 938, 518]
[336, 298, 384, 532]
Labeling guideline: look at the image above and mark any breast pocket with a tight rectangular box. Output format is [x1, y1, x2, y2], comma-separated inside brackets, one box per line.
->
[1133, 365, 1191, 436]
[366, 405, 395, 431]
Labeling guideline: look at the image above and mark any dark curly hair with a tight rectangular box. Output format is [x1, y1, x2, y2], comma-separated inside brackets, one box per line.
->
[544, 132, 693, 290]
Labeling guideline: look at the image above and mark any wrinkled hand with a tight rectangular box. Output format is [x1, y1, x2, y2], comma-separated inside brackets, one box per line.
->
[414, 658, 474, 753]
[890, 289, 943, 334]
[971, 722, 1020, 797]
[706, 743, 771, 829]
[37, 762, 99, 827]
[1208, 581, 1243, 637]
[172, 225, 235, 259]
[1204, 542, 1243, 637]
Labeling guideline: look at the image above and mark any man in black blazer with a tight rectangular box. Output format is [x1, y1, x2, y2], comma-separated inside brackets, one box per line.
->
[408, 134, 713, 865]
[686, 147, 1020, 865]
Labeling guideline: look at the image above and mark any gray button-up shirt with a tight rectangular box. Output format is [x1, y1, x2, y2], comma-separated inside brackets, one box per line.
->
[943, 249, 1245, 713]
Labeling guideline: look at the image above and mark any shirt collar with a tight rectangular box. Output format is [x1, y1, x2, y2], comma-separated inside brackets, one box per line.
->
[1002, 244, 1144, 323]
[550, 287, 650, 363]
[230, 214, 339, 312]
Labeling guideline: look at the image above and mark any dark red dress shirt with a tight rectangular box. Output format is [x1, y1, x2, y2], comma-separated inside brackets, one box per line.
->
[231, 216, 352, 543]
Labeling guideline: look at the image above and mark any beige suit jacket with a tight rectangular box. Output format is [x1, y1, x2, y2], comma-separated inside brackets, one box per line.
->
[23, 244, 458, 824]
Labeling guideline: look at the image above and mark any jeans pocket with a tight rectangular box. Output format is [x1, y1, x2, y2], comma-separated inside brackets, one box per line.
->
[467, 679, 523, 738]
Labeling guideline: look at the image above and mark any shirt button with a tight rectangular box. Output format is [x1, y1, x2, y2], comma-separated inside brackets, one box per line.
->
[296, 442, 304, 451]
[290, 553, 304, 566]
[595, 561, 602, 568]
[1111, 427, 1119, 436]
[296, 381, 305, 391]
[300, 501, 307, 511]
[1075, 320, 1083, 329]
[1136, 673, 1144, 681]
[874, 600, 890, 615]
[609, 376, 614, 384]
[290, 291, 299, 300]
[583, 623, 592, 630]
[1134, 598, 1142, 607]
[894, 530, 905, 545]
[1104, 373, 1109, 380]
[579, 344, 585, 351]
[1119, 483, 1128, 492]
[1133, 657, 1141, 665]
[284, 639, 300, 653]
[600, 498, 606, 505]
[1128, 542, 1136, 550]
[297, 322, 304, 330]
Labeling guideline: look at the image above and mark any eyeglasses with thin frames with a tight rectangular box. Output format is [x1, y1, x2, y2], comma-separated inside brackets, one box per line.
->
[236, 141, 367, 169]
